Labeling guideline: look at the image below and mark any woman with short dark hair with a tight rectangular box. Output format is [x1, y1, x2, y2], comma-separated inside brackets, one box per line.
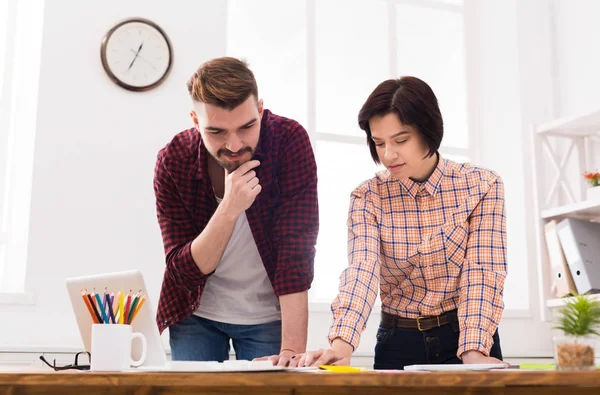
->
[297, 76, 507, 370]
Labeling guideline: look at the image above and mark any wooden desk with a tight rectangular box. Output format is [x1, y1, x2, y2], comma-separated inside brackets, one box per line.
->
[1, 369, 600, 394]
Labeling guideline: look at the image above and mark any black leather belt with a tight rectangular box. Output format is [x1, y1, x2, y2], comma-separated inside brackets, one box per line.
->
[381, 310, 458, 331]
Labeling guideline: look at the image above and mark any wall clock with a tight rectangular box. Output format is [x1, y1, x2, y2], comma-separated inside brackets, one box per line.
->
[100, 18, 173, 92]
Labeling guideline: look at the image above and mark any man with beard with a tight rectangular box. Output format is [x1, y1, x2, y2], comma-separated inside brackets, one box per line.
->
[153, 57, 318, 366]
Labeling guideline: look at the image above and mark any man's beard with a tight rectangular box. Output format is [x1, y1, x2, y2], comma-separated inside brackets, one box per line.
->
[214, 146, 254, 173]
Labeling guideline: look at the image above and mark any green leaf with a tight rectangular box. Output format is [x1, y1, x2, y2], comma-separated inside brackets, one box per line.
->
[554, 294, 600, 337]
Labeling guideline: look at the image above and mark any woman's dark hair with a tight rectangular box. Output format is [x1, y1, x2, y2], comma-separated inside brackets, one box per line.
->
[358, 76, 443, 163]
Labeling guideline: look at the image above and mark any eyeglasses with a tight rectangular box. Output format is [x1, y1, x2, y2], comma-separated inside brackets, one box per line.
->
[40, 351, 91, 371]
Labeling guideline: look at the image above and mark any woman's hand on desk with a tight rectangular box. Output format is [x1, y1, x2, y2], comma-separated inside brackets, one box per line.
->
[291, 339, 353, 367]
[461, 350, 508, 366]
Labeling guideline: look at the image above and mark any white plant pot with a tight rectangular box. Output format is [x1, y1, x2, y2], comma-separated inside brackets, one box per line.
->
[586, 186, 600, 201]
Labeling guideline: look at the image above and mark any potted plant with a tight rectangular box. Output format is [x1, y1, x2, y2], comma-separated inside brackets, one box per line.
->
[584, 170, 600, 201]
[553, 294, 600, 370]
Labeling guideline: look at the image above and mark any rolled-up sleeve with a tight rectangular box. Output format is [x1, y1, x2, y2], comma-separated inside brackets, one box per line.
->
[328, 186, 381, 350]
[457, 176, 507, 357]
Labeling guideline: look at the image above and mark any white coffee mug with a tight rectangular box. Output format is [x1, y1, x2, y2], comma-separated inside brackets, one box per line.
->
[90, 324, 147, 371]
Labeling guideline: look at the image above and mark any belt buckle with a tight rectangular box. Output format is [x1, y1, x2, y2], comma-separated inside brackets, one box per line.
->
[417, 315, 441, 331]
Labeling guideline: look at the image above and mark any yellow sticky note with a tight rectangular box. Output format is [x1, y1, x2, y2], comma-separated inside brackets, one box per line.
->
[319, 365, 364, 373]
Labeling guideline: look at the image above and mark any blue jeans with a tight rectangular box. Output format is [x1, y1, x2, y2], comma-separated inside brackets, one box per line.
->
[374, 311, 503, 370]
[169, 315, 282, 361]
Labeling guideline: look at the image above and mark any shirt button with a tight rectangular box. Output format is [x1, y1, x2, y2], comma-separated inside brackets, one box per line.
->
[163, 320, 168, 325]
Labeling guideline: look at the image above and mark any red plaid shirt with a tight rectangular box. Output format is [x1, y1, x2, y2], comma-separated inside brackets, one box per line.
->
[153, 110, 319, 334]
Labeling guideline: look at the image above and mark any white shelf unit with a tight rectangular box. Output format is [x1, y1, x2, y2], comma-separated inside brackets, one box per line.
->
[541, 199, 600, 221]
[536, 108, 600, 137]
[546, 294, 600, 309]
[531, 109, 600, 317]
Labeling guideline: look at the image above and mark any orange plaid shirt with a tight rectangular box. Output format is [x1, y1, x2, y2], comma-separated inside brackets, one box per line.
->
[328, 157, 507, 357]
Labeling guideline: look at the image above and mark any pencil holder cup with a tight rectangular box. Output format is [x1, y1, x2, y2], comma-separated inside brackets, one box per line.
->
[90, 324, 147, 371]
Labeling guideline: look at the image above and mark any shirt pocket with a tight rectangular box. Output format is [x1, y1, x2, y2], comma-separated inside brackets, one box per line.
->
[417, 222, 468, 293]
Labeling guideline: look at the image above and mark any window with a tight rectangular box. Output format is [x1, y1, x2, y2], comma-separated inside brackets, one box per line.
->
[311, 0, 389, 302]
[314, 0, 389, 139]
[226, 0, 308, 128]
[395, 1, 468, 150]
[313, 0, 470, 303]
[226, 0, 470, 304]
[0, 0, 45, 293]
[0, 0, 9, 263]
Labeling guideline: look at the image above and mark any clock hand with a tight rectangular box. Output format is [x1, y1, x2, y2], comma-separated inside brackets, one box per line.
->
[127, 42, 144, 72]
[127, 54, 138, 71]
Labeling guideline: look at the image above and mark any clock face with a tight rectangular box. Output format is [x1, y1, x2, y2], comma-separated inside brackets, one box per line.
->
[101, 18, 172, 91]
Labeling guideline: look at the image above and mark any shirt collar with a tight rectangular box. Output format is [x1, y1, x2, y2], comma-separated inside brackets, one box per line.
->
[397, 154, 446, 198]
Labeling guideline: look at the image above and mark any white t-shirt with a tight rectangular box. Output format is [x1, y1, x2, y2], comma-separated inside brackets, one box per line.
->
[194, 197, 281, 325]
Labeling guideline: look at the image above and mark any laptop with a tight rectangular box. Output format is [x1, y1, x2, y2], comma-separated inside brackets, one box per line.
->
[65, 270, 285, 372]
[66, 270, 168, 368]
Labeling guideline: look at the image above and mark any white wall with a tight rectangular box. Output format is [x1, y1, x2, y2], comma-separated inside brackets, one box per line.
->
[463, 0, 552, 357]
[553, 0, 600, 118]
[0, 0, 227, 348]
[552, 0, 600, 171]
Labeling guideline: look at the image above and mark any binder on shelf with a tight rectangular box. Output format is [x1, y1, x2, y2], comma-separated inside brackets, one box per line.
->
[544, 220, 578, 297]
[556, 218, 600, 295]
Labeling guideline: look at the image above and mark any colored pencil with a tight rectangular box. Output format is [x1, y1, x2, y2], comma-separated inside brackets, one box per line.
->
[129, 296, 146, 324]
[118, 291, 125, 324]
[81, 290, 98, 324]
[127, 291, 142, 324]
[106, 292, 116, 324]
[86, 291, 103, 324]
[123, 290, 132, 324]
[103, 290, 110, 323]
[94, 291, 108, 324]
[113, 291, 121, 320]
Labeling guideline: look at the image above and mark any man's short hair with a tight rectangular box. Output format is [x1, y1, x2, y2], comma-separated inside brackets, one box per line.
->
[187, 57, 258, 110]
[358, 76, 443, 163]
